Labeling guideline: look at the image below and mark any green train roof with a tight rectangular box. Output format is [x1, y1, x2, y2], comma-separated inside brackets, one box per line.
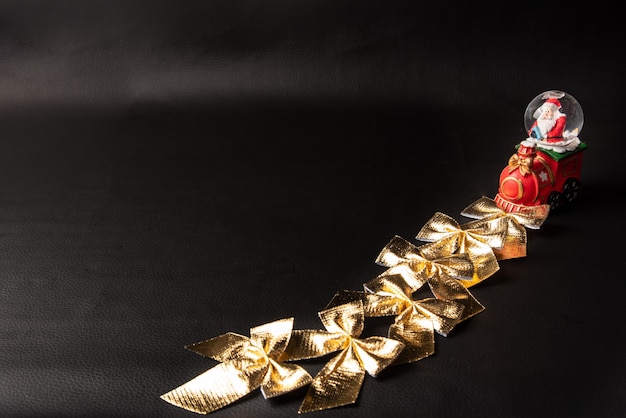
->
[515, 141, 587, 161]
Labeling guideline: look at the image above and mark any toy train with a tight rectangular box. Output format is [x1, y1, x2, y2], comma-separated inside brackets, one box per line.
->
[495, 140, 587, 212]
[494, 90, 587, 213]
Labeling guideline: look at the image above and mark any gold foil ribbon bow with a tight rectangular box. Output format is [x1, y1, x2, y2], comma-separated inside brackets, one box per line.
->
[416, 212, 507, 287]
[461, 196, 550, 260]
[508, 153, 532, 176]
[357, 235, 485, 363]
[279, 300, 404, 414]
[160, 317, 312, 415]
[375, 235, 485, 323]
[314, 286, 441, 364]
[363, 271, 462, 364]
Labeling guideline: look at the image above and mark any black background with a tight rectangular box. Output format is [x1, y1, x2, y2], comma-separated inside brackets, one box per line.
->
[1, 2, 625, 417]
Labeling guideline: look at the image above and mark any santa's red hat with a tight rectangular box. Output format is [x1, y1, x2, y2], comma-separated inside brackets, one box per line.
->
[543, 98, 562, 109]
[517, 140, 536, 157]
[533, 97, 563, 119]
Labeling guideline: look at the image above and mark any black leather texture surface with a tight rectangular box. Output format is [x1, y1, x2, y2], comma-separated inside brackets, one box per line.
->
[1, 2, 624, 417]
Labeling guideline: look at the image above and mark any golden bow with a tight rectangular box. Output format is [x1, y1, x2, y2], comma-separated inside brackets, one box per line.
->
[279, 300, 404, 414]
[363, 271, 463, 364]
[160, 318, 312, 415]
[416, 212, 507, 287]
[375, 235, 485, 323]
[461, 196, 550, 259]
[508, 153, 532, 176]
[316, 287, 439, 364]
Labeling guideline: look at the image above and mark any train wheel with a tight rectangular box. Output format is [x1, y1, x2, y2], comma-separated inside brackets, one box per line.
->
[563, 178, 581, 203]
[548, 192, 561, 210]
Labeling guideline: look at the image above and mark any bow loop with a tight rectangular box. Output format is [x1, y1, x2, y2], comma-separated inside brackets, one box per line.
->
[462, 196, 549, 230]
[319, 298, 365, 337]
[415, 212, 463, 243]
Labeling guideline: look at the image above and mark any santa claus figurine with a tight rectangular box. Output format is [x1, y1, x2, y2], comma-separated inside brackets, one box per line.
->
[528, 98, 566, 143]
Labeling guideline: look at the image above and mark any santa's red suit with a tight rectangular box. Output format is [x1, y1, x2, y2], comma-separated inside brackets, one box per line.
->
[528, 98, 566, 143]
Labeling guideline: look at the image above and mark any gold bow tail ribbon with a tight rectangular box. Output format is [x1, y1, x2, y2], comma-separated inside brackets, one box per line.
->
[279, 300, 404, 414]
[460, 196, 550, 260]
[160, 317, 313, 415]
[375, 235, 485, 324]
[416, 212, 508, 287]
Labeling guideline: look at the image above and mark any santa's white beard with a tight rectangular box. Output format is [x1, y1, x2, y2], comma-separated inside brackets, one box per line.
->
[536, 117, 556, 135]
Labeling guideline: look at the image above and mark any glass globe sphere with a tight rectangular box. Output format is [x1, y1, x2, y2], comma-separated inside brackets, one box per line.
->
[524, 90, 584, 138]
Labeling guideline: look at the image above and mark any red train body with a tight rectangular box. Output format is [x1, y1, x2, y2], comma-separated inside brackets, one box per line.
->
[495, 142, 587, 212]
